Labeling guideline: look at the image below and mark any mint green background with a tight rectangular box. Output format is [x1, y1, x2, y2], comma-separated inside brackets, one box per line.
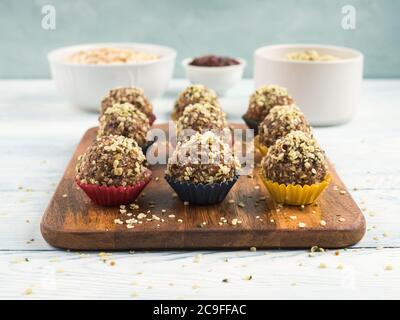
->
[0, 0, 399, 78]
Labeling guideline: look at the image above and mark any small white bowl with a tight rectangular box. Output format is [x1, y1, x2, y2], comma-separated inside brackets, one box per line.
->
[48, 43, 176, 111]
[254, 44, 364, 126]
[182, 57, 246, 96]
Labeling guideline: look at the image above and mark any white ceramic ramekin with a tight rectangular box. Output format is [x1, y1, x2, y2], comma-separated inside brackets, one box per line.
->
[254, 44, 364, 126]
[48, 43, 176, 111]
[182, 57, 246, 96]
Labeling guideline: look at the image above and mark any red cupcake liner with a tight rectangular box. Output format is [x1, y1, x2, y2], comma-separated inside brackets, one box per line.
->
[149, 114, 156, 126]
[76, 170, 152, 206]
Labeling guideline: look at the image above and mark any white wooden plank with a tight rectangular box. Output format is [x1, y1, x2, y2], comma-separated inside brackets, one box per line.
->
[0, 248, 399, 299]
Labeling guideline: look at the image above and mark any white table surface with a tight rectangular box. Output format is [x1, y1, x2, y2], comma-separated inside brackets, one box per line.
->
[0, 79, 399, 300]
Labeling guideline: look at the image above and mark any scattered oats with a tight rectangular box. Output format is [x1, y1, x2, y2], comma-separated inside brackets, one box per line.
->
[318, 263, 327, 269]
[168, 214, 175, 218]
[172, 192, 178, 198]
[243, 275, 253, 281]
[218, 222, 223, 226]
[231, 218, 238, 226]
[312, 210, 316, 214]
[62, 194, 68, 198]
[300, 205, 305, 211]
[254, 185, 260, 190]
[250, 246, 257, 252]
[228, 199, 235, 204]
[23, 288, 33, 295]
[289, 215, 297, 220]
[385, 265, 393, 271]
[137, 213, 147, 219]
[298, 222, 306, 228]
[320, 220, 326, 227]
[155, 177, 160, 181]
[338, 217, 346, 222]
[255, 216, 260, 219]
[177, 219, 183, 223]
[126, 224, 135, 229]
[311, 246, 325, 253]
[259, 197, 266, 201]
[238, 202, 245, 208]
[270, 219, 274, 223]
[339, 190, 347, 195]
[333, 185, 339, 191]
[161, 209, 166, 213]
[114, 218, 124, 225]
[120, 205, 126, 209]
[129, 251, 135, 254]
[202, 221, 207, 226]
[237, 220, 242, 224]
[183, 201, 189, 206]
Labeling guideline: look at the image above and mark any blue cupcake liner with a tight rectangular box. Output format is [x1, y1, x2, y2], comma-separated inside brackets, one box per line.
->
[242, 115, 259, 135]
[165, 175, 239, 205]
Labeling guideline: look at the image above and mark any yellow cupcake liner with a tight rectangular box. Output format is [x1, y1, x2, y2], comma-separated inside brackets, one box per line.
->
[254, 136, 268, 156]
[260, 174, 331, 206]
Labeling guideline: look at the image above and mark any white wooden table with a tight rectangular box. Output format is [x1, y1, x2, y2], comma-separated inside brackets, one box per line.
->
[0, 79, 399, 300]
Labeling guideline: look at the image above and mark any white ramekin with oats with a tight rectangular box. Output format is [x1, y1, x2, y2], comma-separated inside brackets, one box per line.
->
[48, 43, 176, 111]
[254, 44, 363, 126]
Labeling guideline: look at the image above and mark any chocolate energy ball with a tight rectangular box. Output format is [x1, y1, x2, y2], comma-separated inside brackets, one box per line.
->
[176, 103, 228, 139]
[166, 132, 240, 184]
[173, 85, 220, 119]
[76, 135, 148, 187]
[258, 105, 311, 148]
[245, 85, 294, 125]
[101, 87, 153, 119]
[261, 131, 328, 186]
[98, 103, 150, 147]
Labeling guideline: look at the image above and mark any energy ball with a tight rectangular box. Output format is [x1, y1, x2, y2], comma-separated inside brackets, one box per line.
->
[173, 85, 220, 120]
[261, 131, 328, 186]
[98, 103, 150, 147]
[101, 87, 153, 120]
[166, 131, 240, 184]
[76, 135, 148, 187]
[244, 85, 294, 125]
[176, 103, 228, 139]
[258, 105, 311, 148]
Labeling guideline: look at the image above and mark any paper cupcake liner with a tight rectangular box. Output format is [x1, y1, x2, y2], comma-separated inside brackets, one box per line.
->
[165, 175, 239, 205]
[254, 136, 268, 156]
[149, 114, 156, 126]
[76, 170, 152, 206]
[260, 174, 331, 206]
[242, 115, 259, 135]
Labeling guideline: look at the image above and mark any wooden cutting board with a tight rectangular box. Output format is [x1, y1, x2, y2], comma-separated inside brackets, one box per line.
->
[41, 124, 366, 250]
